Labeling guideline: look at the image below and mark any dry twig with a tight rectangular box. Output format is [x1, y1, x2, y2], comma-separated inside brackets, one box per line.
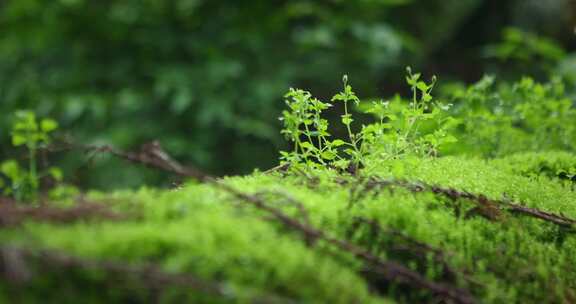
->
[74, 141, 477, 304]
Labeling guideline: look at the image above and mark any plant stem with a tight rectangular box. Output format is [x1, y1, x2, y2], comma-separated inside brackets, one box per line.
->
[344, 101, 362, 161]
[404, 85, 419, 139]
[28, 144, 38, 203]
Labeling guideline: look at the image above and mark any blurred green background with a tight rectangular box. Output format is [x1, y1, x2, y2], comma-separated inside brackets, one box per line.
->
[0, 0, 575, 189]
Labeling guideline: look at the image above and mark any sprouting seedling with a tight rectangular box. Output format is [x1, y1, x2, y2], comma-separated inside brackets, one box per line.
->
[331, 75, 363, 165]
[279, 67, 456, 174]
[404, 66, 437, 134]
[0, 111, 60, 202]
[280, 88, 336, 169]
[365, 100, 392, 126]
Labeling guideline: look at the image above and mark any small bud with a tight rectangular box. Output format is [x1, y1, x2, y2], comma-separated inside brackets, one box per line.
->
[342, 74, 348, 86]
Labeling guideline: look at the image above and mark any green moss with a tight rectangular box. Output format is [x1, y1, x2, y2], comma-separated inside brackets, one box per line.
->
[1, 153, 576, 303]
[490, 151, 576, 183]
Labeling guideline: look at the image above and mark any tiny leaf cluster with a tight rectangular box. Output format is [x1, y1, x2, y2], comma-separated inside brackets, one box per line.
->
[0, 111, 61, 202]
[279, 68, 458, 173]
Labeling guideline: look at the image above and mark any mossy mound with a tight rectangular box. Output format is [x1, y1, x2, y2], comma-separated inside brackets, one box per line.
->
[1, 152, 575, 303]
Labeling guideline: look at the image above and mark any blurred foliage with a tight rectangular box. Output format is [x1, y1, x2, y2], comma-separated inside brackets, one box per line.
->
[0, 0, 485, 189]
[0, 111, 61, 203]
[483, 27, 568, 78]
[0, 0, 574, 189]
[441, 76, 576, 157]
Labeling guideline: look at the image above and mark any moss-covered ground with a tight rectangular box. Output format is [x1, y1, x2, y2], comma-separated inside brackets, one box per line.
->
[1, 151, 575, 303]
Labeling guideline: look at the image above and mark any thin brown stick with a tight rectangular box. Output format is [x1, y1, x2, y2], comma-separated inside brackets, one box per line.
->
[51, 141, 575, 302]
[349, 217, 484, 288]
[74, 141, 476, 304]
[0, 201, 126, 227]
[361, 178, 576, 229]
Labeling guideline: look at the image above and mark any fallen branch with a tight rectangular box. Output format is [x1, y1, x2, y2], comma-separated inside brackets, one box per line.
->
[504, 204, 576, 228]
[429, 183, 576, 228]
[211, 188, 476, 304]
[73, 141, 476, 304]
[254, 190, 317, 245]
[0, 196, 16, 205]
[0, 201, 126, 227]
[350, 217, 460, 280]
[357, 178, 576, 229]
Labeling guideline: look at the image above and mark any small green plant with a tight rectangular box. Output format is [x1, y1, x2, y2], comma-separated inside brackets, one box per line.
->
[444, 75, 576, 157]
[485, 27, 566, 68]
[0, 111, 61, 202]
[279, 68, 457, 173]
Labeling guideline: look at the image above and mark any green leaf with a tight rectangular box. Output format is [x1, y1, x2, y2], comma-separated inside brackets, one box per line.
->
[13, 122, 31, 131]
[48, 167, 63, 182]
[422, 93, 432, 102]
[406, 73, 421, 86]
[331, 93, 346, 102]
[15, 110, 35, 123]
[11, 134, 27, 146]
[41, 119, 59, 133]
[1, 160, 21, 180]
[441, 135, 458, 144]
[331, 139, 346, 147]
[333, 159, 350, 170]
[300, 142, 315, 151]
[341, 115, 353, 125]
[321, 151, 337, 160]
[416, 81, 429, 92]
[344, 148, 356, 156]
